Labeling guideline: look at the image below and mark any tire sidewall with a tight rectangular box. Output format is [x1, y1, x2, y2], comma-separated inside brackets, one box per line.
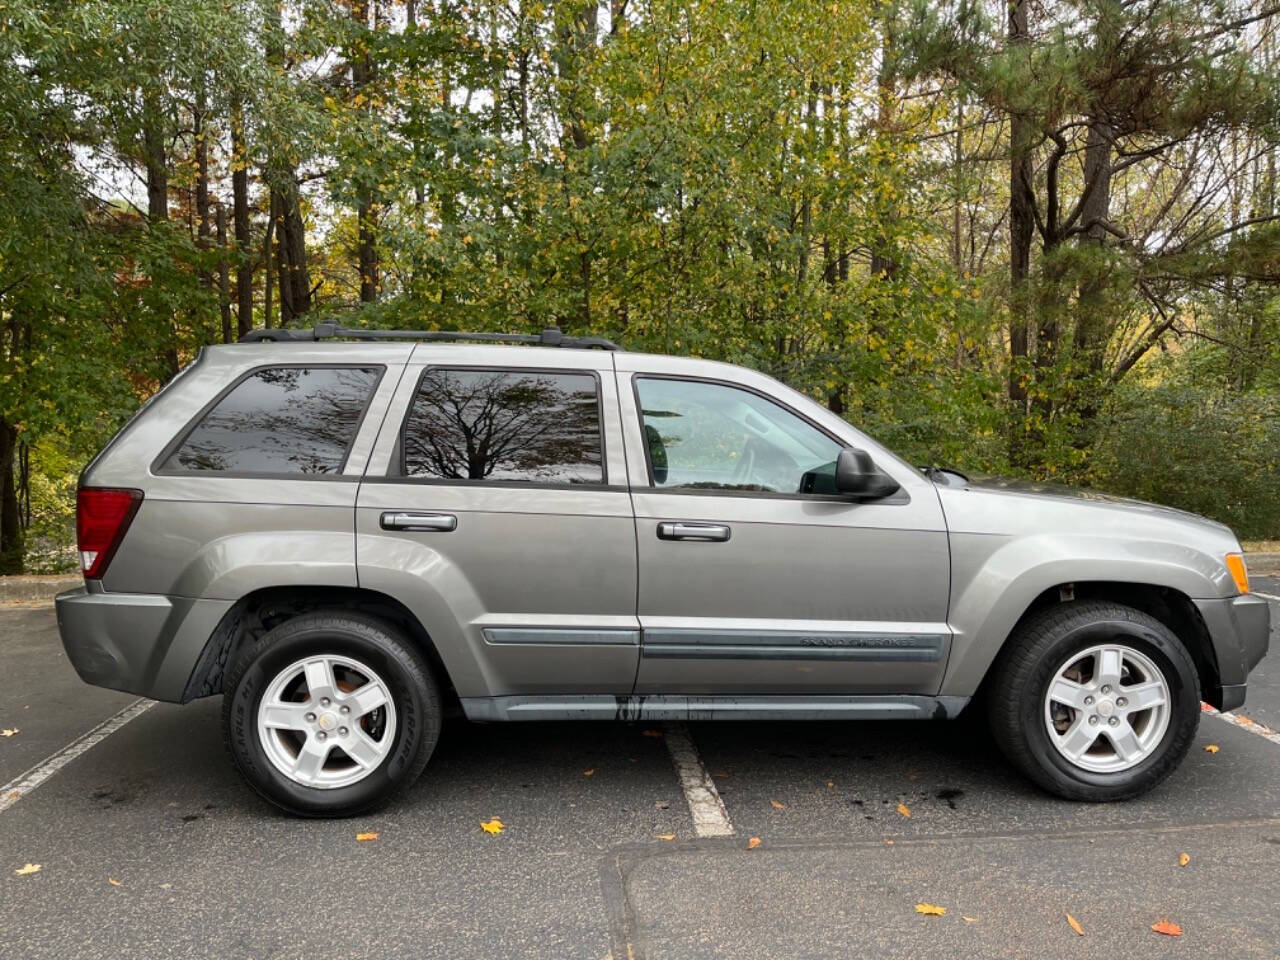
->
[1019, 617, 1198, 791]
[227, 618, 437, 817]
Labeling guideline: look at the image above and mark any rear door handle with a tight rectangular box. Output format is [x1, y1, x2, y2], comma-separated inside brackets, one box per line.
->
[657, 521, 731, 542]
[380, 512, 457, 532]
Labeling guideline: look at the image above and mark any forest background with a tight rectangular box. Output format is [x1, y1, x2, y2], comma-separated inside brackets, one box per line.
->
[2, 0, 1279, 572]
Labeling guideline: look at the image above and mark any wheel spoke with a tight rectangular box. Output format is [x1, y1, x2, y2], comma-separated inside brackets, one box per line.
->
[293, 737, 331, 784]
[1104, 721, 1142, 763]
[346, 681, 389, 718]
[261, 702, 311, 731]
[1122, 680, 1167, 712]
[1095, 647, 1124, 688]
[303, 658, 335, 701]
[343, 729, 385, 769]
[1056, 717, 1099, 760]
[1048, 677, 1090, 709]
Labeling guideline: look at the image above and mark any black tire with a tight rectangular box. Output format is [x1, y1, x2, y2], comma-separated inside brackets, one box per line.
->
[222, 611, 441, 817]
[986, 600, 1200, 801]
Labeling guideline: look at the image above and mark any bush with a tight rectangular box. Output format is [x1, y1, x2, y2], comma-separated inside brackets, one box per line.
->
[1092, 385, 1280, 539]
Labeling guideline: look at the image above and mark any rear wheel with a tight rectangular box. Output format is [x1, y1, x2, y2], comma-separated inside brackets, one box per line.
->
[223, 611, 440, 817]
[987, 601, 1200, 801]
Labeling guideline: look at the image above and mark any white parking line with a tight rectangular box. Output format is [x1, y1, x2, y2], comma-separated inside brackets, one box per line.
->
[1203, 704, 1280, 746]
[662, 721, 734, 837]
[0, 698, 155, 813]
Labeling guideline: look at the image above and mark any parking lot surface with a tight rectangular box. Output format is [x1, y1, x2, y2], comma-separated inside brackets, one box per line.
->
[2, 583, 1278, 959]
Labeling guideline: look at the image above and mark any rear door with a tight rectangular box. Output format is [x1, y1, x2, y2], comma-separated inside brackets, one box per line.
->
[356, 347, 639, 702]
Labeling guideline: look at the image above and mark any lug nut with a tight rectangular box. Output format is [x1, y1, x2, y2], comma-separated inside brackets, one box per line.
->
[1089, 716, 1099, 725]
[317, 731, 327, 740]
[305, 712, 316, 722]
[320, 697, 331, 707]
[340, 705, 350, 715]
[339, 727, 348, 737]
[1108, 717, 1119, 726]
[1084, 696, 1094, 705]
[1101, 685, 1111, 694]
[1117, 697, 1127, 708]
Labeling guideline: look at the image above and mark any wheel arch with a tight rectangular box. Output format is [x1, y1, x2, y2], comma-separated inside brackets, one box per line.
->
[181, 585, 461, 712]
[953, 580, 1223, 707]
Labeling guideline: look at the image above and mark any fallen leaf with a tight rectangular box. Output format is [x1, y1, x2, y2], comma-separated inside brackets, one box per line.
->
[915, 903, 946, 916]
[770, 799, 787, 811]
[1, 728, 18, 737]
[962, 916, 979, 924]
[655, 834, 675, 841]
[13, 863, 40, 876]
[747, 836, 762, 850]
[480, 818, 504, 835]
[583, 769, 595, 777]
[826, 780, 834, 788]
[897, 803, 912, 819]
[1066, 913, 1084, 936]
[1204, 744, 1220, 754]
[1151, 920, 1183, 937]
[108, 878, 122, 887]
[907, 771, 919, 781]
[355, 832, 378, 842]
[885, 839, 895, 845]
[654, 800, 670, 810]
[641, 729, 663, 738]
[713, 771, 730, 779]
[6, 790, 19, 801]
[159, 883, 172, 890]
[1178, 852, 1190, 867]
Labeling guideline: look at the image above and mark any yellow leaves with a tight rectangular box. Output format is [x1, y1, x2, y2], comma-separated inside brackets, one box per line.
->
[1151, 920, 1183, 937]
[769, 799, 786, 811]
[582, 769, 595, 778]
[1204, 744, 1220, 753]
[355, 832, 379, 842]
[480, 818, 504, 835]
[747, 837, 762, 850]
[896, 803, 912, 819]
[14, 863, 40, 876]
[914, 903, 946, 916]
[107, 877, 122, 887]
[1178, 852, 1191, 867]
[1066, 913, 1084, 936]
[654, 834, 675, 841]
[1, 728, 18, 737]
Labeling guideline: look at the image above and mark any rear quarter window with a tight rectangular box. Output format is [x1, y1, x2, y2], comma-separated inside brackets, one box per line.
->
[161, 366, 382, 476]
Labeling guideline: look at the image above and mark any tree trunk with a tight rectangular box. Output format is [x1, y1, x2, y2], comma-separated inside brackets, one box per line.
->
[869, 12, 898, 281]
[265, 0, 310, 324]
[353, 0, 378, 303]
[231, 100, 253, 337]
[217, 203, 233, 343]
[0, 417, 23, 575]
[142, 89, 169, 223]
[1072, 119, 1113, 427]
[1007, 0, 1034, 468]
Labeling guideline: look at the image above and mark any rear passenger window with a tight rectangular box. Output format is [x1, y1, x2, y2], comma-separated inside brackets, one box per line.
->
[164, 366, 381, 475]
[401, 368, 604, 484]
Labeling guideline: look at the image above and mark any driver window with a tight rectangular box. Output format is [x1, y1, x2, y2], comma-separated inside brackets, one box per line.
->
[634, 377, 843, 494]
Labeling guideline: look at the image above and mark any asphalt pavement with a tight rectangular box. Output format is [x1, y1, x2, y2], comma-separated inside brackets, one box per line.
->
[1, 588, 1278, 959]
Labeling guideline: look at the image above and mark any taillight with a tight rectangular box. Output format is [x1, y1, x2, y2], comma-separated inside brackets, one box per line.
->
[76, 487, 143, 580]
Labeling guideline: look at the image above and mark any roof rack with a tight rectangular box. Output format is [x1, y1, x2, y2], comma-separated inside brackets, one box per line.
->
[240, 323, 621, 351]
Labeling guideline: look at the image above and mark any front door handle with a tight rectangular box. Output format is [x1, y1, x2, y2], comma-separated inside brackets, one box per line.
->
[380, 512, 457, 532]
[657, 521, 731, 542]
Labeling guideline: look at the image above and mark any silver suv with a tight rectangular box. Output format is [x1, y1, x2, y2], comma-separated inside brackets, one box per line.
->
[56, 325, 1270, 816]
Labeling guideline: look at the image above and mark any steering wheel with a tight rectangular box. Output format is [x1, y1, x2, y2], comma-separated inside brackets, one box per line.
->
[729, 439, 769, 489]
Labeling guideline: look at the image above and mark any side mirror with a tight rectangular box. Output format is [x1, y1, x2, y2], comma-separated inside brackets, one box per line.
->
[835, 447, 901, 500]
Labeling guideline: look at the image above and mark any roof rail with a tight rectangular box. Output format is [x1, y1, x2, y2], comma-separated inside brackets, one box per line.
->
[240, 323, 621, 351]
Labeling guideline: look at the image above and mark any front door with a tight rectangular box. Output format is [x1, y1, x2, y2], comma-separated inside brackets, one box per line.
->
[616, 358, 952, 695]
[356, 349, 639, 700]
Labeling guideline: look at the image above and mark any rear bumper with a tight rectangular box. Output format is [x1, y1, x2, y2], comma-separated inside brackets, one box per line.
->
[55, 587, 233, 702]
[1193, 594, 1271, 711]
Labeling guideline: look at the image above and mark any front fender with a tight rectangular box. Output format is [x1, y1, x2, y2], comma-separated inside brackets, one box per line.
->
[940, 532, 1232, 696]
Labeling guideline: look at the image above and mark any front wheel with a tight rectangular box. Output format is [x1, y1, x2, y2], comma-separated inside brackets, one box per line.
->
[223, 611, 441, 817]
[987, 601, 1200, 801]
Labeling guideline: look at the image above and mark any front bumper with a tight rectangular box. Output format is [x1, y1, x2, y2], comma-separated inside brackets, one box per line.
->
[1193, 594, 1271, 711]
[55, 587, 233, 702]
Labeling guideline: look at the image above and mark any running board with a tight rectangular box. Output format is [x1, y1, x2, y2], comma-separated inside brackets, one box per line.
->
[460, 695, 970, 722]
